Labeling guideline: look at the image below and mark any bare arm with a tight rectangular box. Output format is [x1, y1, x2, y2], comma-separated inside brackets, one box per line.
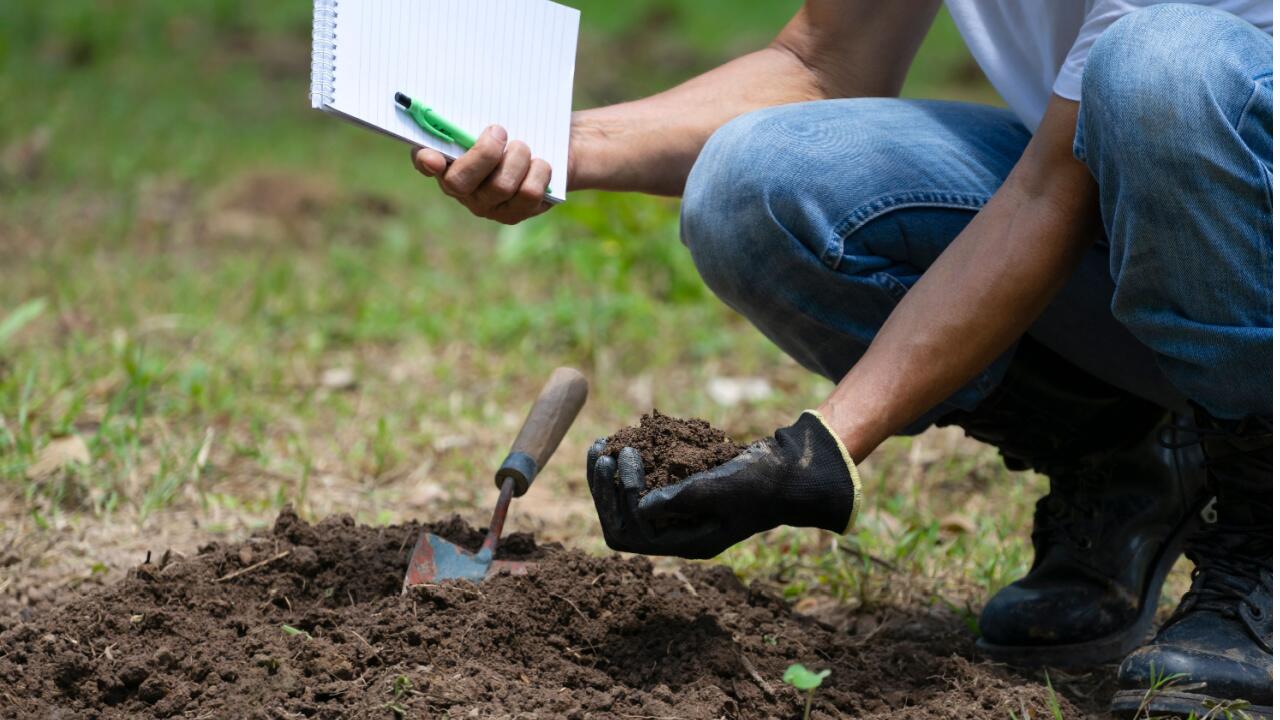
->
[817, 96, 1101, 462]
[412, 0, 940, 221]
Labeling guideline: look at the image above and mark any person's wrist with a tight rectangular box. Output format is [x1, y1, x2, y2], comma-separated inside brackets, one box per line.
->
[566, 112, 610, 192]
[815, 398, 884, 464]
[775, 411, 861, 533]
[565, 138, 582, 192]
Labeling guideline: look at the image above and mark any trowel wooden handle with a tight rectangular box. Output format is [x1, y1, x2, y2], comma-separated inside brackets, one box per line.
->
[495, 367, 588, 496]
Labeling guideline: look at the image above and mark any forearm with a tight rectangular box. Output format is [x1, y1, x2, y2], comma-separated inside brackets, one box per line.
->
[569, 0, 939, 196]
[817, 99, 1099, 462]
[568, 47, 823, 195]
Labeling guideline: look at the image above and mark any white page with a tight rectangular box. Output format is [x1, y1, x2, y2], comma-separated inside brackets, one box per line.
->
[311, 0, 579, 202]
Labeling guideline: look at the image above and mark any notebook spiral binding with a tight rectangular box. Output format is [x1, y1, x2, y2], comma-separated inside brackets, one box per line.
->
[310, 0, 338, 108]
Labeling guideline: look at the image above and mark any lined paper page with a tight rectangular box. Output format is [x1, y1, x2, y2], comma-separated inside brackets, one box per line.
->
[321, 0, 579, 202]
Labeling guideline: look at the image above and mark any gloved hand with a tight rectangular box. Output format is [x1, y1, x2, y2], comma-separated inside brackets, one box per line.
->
[587, 410, 863, 559]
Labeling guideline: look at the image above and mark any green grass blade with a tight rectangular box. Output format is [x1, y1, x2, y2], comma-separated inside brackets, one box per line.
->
[1043, 672, 1064, 720]
[0, 298, 47, 348]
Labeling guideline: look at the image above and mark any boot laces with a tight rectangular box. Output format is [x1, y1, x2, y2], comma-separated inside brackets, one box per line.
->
[1164, 415, 1272, 623]
[1177, 525, 1270, 620]
[1030, 464, 1104, 555]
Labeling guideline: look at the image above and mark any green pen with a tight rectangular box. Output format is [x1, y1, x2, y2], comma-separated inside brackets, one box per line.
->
[396, 90, 553, 197]
[395, 91, 478, 149]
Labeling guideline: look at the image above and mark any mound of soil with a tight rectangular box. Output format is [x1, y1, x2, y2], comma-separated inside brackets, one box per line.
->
[603, 410, 745, 490]
[0, 509, 1106, 719]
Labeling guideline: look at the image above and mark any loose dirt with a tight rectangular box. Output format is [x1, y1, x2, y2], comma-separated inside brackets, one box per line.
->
[0, 509, 1111, 719]
[603, 410, 745, 491]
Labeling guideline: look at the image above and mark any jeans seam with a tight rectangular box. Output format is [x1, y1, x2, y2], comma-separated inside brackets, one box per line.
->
[1234, 72, 1272, 136]
[1072, 105, 1089, 165]
[1233, 74, 1273, 236]
[825, 191, 989, 268]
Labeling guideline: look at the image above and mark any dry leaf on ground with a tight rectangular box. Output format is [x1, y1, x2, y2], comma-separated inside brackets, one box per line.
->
[26, 435, 90, 480]
[940, 513, 977, 535]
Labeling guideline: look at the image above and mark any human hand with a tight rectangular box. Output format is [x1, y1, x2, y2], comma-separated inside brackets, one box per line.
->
[410, 125, 554, 225]
[586, 411, 863, 560]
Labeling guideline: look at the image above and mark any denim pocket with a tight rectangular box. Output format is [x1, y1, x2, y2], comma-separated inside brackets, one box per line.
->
[826, 190, 989, 271]
[871, 271, 911, 301]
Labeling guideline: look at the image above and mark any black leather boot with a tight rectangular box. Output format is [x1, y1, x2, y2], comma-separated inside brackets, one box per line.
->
[1111, 412, 1272, 719]
[940, 339, 1209, 667]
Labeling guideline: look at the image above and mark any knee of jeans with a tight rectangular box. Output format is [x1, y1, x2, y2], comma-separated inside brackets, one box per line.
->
[681, 107, 811, 307]
[1081, 5, 1259, 159]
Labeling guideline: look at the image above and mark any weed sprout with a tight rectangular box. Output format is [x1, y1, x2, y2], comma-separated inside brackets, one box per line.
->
[782, 663, 830, 720]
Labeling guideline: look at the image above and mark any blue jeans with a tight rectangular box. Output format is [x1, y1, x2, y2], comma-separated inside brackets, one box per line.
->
[681, 4, 1272, 428]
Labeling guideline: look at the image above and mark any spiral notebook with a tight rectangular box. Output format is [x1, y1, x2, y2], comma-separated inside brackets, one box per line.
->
[310, 0, 580, 202]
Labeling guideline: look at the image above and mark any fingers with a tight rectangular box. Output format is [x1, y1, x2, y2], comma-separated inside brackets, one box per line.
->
[588, 447, 728, 559]
[589, 453, 622, 544]
[439, 125, 508, 198]
[408, 125, 553, 224]
[473, 140, 530, 207]
[494, 159, 551, 224]
[587, 438, 606, 478]
[411, 146, 447, 178]
[617, 448, 646, 495]
[636, 472, 720, 525]
[617, 446, 650, 526]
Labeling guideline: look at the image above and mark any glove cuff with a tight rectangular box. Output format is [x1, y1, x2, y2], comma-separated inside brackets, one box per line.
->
[776, 410, 862, 534]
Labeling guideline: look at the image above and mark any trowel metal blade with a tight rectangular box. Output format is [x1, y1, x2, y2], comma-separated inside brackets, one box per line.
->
[402, 531, 530, 590]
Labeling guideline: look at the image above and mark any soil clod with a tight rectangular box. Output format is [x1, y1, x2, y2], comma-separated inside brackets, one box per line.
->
[603, 410, 745, 490]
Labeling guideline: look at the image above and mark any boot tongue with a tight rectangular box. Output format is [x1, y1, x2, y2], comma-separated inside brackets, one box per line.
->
[1201, 417, 1272, 526]
[1202, 484, 1272, 561]
[1215, 502, 1271, 527]
[1212, 488, 1272, 526]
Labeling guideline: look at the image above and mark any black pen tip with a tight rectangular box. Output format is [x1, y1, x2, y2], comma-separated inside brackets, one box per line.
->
[394, 92, 410, 108]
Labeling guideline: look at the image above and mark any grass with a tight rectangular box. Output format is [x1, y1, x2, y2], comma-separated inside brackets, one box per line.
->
[720, 434, 1037, 612]
[1009, 674, 1065, 720]
[1118, 665, 1260, 720]
[0, 4, 1130, 701]
[383, 673, 417, 718]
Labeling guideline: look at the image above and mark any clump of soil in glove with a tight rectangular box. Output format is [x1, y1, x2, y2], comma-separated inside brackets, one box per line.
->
[603, 410, 745, 490]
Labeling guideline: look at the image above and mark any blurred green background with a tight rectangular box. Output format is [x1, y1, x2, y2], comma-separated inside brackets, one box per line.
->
[0, 0, 997, 491]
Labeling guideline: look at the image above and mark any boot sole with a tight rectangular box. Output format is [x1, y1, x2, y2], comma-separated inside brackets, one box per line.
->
[1110, 688, 1272, 718]
[976, 498, 1206, 668]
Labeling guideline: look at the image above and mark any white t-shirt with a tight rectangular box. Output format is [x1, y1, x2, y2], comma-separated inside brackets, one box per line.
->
[945, 0, 1273, 131]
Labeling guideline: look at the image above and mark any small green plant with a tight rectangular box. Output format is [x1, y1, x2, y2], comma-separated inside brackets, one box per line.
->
[384, 675, 414, 718]
[782, 663, 830, 720]
[1008, 674, 1065, 720]
[1042, 673, 1064, 720]
[1204, 701, 1255, 720]
[1127, 662, 1191, 720]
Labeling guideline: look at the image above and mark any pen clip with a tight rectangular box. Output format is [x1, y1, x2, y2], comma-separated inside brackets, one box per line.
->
[395, 92, 458, 146]
[415, 111, 457, 145]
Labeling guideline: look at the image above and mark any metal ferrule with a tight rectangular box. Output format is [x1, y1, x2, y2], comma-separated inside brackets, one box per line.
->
[495, 451, 538, 496]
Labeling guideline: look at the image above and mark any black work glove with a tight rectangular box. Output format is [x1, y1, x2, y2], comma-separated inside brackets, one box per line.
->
[587, 411, 862, 559]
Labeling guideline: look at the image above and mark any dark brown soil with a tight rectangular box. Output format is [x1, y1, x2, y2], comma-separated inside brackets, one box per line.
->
[603, 410, 745, 490]
[0, 509, 1112, 719]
